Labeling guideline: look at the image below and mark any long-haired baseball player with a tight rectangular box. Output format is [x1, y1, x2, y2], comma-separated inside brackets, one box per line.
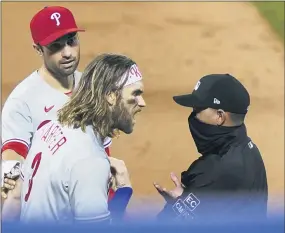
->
[1, 6, 117, 202]
[2, 53, 146, 224]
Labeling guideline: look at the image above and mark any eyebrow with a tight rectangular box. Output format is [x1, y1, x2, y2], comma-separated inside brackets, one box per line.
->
[52, 33, 77, 44]
[132, 89, 143, 95]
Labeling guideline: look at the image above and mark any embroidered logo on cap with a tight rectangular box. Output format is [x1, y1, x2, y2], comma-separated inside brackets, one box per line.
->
[194, 80, 201, 91]
[51, 12, 61, 26]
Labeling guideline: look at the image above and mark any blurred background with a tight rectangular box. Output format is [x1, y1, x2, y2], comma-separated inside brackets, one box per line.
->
[2, 1, 284, 219]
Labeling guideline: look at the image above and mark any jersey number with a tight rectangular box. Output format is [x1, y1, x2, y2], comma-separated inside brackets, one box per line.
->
[24, 152, 42, 202]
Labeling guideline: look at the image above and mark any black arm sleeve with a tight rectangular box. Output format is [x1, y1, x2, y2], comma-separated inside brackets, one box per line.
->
[156, 157, 245, 223]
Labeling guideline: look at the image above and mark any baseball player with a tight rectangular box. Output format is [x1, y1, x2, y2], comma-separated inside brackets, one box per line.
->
[2, 53, 145, 224]
[1, 6, 112, 194]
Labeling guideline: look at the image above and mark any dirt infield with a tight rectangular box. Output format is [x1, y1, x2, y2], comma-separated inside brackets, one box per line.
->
[2, 2, 284, 216]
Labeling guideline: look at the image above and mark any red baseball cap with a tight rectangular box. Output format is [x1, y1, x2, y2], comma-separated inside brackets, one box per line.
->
[30, 6, 85, 46]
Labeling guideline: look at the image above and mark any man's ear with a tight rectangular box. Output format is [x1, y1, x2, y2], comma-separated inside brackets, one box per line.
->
[106, 92, 117, 106]
[217, 109, 226, 126]
[33, 43, 43, 57]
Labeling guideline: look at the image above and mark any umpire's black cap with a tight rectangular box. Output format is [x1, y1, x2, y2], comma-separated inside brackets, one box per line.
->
[173, 74, 250, 114]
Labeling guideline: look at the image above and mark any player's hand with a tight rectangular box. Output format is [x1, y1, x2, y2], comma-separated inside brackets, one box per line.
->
[1, 178, 17, 199]
[109, 157, 132, 191]
[2, 162, 21, 200]
[2, 178, 22, 221]
[153, 172, 184, 202]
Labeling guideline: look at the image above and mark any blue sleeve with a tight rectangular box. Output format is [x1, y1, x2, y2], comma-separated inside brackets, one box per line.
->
[108, 187, 133, 220]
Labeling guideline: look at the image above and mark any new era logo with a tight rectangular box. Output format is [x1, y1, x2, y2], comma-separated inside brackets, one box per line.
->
[248, 141, 254, 149]
[213, 98, 220, 104]
[194, 80, 201, 91]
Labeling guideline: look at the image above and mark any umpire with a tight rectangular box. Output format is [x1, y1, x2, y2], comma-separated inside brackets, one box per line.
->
[154, 74, 268, 223]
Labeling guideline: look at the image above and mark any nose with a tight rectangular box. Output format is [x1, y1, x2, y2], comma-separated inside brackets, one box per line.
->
[61, 45, 72, 58]
[137, 96, 146, 107]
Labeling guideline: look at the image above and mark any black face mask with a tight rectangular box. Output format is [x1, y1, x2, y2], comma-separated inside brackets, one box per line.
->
[188, 111, 246, 156]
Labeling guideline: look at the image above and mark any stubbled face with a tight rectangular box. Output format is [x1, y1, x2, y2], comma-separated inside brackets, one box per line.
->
[112, 81, 146, 134]
[39, 32, 80, 77]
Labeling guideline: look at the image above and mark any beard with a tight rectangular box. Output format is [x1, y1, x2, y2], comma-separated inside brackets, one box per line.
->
[111, 100, 134, 135]
[45, 55, 79, 78]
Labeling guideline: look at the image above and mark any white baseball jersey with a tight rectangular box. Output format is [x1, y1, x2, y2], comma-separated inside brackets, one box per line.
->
[1, 70, 112, 177]
[20, 120, 111, 224]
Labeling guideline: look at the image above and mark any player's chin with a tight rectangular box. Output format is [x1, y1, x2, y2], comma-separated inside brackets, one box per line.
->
[120, 122, 135, 135]
[59, 63, 78, 75]
[61, 67, 77, 76]
[121, 127, 134, 135]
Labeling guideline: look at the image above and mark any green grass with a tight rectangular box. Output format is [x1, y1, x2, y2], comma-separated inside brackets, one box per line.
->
[253, 2, 284, 40]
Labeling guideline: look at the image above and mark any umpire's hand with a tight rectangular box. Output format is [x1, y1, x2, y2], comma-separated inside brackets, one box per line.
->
[109, 157, 132, 191]
[153, 172, 184, 202]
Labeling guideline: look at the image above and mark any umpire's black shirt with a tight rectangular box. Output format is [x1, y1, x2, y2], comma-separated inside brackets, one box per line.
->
[157, 123, 268, 223]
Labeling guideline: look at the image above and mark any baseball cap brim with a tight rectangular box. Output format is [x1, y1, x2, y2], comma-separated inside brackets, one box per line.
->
[39, 28, 85, 46]
[173, 94, 204, 108]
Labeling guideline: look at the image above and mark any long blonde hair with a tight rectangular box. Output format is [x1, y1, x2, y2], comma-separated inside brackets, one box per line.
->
[57, 53, 135, 138]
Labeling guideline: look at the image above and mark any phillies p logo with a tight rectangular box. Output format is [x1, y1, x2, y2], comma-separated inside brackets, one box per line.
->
[50, 12, 61, 26]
